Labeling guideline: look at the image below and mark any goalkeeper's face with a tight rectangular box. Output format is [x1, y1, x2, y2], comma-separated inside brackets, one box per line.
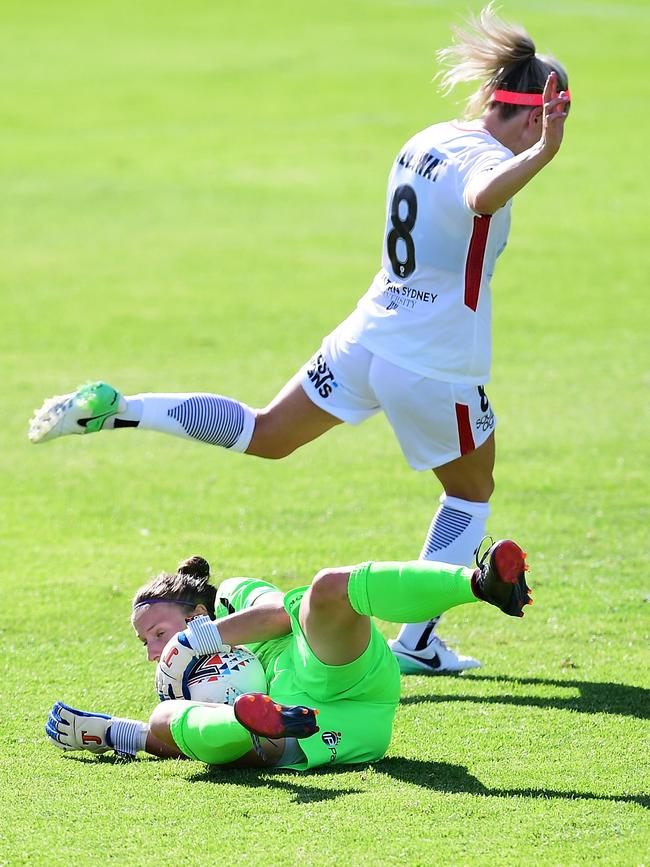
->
[132, 603, 198, 662]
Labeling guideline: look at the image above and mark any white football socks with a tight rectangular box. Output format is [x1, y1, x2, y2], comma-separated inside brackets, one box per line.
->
[107, 718, 149, 757]
[108, 393, 256, 453]
[396, 494, 490, 651]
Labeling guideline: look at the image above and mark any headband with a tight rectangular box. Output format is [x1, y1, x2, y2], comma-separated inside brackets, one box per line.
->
[133, 597, 196, 610]
[492, 88, 571, 106]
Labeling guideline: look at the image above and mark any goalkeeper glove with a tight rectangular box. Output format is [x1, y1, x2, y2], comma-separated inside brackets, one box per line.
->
[156, 615, 229, 701]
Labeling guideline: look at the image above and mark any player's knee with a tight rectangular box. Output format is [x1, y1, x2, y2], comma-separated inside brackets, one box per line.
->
[148, 701, 179, 741]
[260, 442, 297, 460]
[309, 568, 351, 612]
[247, 412, 297, 459]
[445, 473, 495, 502]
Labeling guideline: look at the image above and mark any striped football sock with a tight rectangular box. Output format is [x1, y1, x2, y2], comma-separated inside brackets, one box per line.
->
[107, 718, 149, 757]
[116, 393, 256, 452]
[396, 494, 490, 650]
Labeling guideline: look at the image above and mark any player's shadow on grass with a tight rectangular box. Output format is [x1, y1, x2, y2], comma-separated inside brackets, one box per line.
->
[189, 765, 364, 805]
[374, 758, 649, 810]
[67, 754, 363, 806]
[189, 758, 648, 810]
[64, 754, 359, 804]
[400, 674, 650, 720]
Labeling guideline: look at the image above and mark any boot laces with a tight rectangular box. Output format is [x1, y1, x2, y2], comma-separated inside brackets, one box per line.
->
[475, 536, 494, 569]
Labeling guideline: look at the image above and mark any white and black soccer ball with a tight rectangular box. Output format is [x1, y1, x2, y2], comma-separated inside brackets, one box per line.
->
[158, 646, 268, 705]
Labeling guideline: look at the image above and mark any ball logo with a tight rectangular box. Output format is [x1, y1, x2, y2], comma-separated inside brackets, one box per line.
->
[186, 653, 251, 686]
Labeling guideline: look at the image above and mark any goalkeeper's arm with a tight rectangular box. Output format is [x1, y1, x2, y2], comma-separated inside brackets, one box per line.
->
[45, 701, 184, 759]
[216, 592, 291, 646]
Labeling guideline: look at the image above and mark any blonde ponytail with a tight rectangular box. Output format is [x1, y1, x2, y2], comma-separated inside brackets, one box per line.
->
[436, 3, 568, 118]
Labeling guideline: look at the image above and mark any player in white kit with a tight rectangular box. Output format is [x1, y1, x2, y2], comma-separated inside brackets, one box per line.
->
[29, 5, 570, 674]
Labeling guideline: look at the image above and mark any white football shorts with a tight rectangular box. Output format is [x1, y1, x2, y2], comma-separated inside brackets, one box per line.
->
[298, 326, 496, 471]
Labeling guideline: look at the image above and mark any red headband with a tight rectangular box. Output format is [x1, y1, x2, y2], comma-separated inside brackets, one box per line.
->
[492, 88, 571, 106]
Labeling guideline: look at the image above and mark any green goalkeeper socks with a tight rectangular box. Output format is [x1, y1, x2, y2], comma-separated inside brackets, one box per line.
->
[347, 560, 478, 622]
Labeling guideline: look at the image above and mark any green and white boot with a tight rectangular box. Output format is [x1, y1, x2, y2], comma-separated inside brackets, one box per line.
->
[28, 381, 125, 443]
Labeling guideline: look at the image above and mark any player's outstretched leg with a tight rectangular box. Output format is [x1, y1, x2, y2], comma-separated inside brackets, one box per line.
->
[29, 382, 125, 443]
[29, 377, 339, 456]
[234, 693, 319, 739]
[28, 380, 258, 451]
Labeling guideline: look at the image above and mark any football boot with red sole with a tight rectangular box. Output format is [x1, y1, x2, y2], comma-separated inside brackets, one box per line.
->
[234, 693, 319, 739]
[471, 539, 532, 617]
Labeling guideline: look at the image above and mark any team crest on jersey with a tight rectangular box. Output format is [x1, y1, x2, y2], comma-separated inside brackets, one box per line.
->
[186, 653, 252, 685]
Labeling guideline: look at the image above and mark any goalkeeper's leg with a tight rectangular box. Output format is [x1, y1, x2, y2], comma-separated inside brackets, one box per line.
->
[300, 540, 531, 666]
[149, 697, 318, 767]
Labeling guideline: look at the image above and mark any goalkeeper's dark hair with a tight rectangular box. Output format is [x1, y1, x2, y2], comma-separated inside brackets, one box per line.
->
[132, 555, 218, 619]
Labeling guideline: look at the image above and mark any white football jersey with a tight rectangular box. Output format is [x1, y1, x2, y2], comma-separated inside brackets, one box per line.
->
[342, 121, 514, 383]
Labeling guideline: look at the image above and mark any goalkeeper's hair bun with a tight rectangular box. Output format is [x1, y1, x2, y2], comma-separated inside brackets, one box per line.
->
[132, 555, 217, 619]
[177, 555, 210, 579]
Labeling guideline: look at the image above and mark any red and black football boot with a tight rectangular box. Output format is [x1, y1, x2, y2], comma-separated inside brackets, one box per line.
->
[234, 693, 319, 739]
[471, 539, 532, 617]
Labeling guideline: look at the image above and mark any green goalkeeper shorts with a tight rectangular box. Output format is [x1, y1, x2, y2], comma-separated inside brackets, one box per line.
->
[268, 586, 400, 769]
[215, 577, 401, 770]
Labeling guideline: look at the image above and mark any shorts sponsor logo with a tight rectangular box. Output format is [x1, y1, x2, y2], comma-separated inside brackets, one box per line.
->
[321, 730, 342, 763]
[306, 353, 338, 399]
[475, 386, 494, 432]
[475, 409, 495, 432]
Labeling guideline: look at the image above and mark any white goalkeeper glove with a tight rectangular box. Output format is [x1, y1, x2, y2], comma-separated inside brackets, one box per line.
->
[46, 701, 112, 754]
[45, 701, 147, 757]
[156, 615, 229, 701]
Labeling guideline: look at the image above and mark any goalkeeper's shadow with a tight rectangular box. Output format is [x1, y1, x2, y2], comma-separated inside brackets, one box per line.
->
[187, 757, 648, 810]
[373, 758, 649, 810]
[399, 674, 650, 719]
[188, 764, 365, 804]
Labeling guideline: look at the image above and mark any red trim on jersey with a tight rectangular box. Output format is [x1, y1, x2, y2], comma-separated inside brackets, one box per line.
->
[492, 88, 571, 106]
[455, 403, 475, 456]
[464, 214, 492, 312]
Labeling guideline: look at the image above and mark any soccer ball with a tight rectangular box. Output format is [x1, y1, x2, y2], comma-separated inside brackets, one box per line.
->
[165, 646, 268, 705]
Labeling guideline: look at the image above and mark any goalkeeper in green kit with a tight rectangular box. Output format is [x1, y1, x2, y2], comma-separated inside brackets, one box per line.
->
[46, 540, 531, 769]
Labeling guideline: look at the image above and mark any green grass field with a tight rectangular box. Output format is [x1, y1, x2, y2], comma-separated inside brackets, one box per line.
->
[1, 0, 649, 863]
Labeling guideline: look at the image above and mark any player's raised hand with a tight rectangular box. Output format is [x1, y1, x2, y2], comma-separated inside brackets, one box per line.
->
[540, 71, 570, 157]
